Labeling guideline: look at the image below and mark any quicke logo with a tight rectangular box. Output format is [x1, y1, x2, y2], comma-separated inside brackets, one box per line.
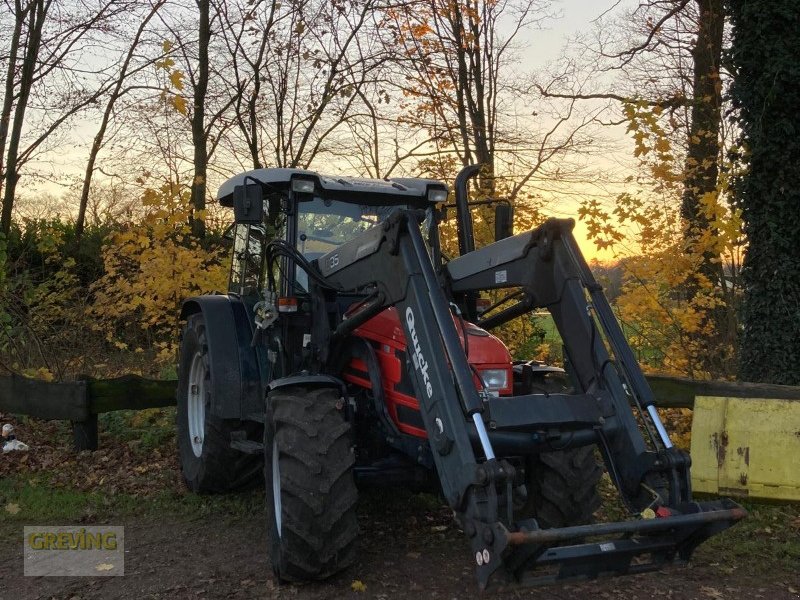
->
[405, 307, 433, 398]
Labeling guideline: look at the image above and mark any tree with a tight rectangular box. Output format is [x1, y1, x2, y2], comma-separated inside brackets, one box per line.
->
[1, 0, 49, 235]
[0, 0, 130, 235]
[76, 0, 166, 238]
[216, 0, 281, 170]
[239, 0, 392, 170]
[389, 0, 581, 196]
[542, 1, 744, 376]
[189, 0, 210, 240]
[728, 0, 800, 385]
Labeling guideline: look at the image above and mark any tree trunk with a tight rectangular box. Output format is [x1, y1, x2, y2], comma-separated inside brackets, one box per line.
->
[190, 0, 210, 241]
[0, 2, 27, 206]
[1, 0, 46, 236]
[681, 0, 724, 285]
[729, 0, 800, 385]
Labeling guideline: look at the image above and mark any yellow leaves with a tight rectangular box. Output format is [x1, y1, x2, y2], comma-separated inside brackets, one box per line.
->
[156, 57, 174, 70]
[171, 95, 187, 115]
[21, 367, 54, 381]
[157, 40, 187, 116]
[90, 183, 227, 365]
[623, 100, 679, 191]
[169, 70, 184, 91]
[5, 503, 21, 515]
[350, 580, 367, 592]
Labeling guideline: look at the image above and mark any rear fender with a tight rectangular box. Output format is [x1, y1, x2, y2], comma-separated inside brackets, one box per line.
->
[181, 295, 264, 419]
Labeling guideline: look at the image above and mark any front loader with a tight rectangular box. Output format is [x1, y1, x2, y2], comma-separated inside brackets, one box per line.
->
[176, 166, 745, 589]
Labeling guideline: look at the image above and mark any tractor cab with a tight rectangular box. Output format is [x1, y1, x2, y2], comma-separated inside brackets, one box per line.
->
[218, 169, 445, 298]
[218, 169, 453, 380]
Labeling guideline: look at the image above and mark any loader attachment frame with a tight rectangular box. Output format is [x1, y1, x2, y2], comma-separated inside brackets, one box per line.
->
[306, 210, 744, 589]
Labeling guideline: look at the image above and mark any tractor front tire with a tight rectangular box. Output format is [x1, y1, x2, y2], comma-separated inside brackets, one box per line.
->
[520, 446, 602, 528]
[177, 313, 262, 493]
[264, 386, 358, 582]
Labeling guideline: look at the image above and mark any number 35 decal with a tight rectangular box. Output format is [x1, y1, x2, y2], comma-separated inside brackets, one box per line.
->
[329, 254, 339, 269]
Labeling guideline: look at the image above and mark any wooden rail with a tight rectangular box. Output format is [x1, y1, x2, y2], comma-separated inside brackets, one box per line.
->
[1, 373, 799, 451]
[0, 375, 177, 451]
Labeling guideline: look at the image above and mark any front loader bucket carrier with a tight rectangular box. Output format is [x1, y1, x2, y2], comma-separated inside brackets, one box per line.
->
[484, 499, 746, 587]
[305, 209, 745, 589]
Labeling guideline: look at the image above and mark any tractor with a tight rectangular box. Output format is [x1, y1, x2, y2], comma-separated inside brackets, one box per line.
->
[176, 166, 745, 589]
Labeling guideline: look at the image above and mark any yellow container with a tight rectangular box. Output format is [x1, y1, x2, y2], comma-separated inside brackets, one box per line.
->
[690, 396, 800, 501]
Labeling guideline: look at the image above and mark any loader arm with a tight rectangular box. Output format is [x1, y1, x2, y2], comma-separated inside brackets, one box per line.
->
[310, 210, 745, 589]
[447, 218, 683, 507]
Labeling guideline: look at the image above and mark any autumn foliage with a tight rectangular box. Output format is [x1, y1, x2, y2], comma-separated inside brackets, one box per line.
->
[90, 184, 227, 364]
[580, 102, 743, 379]
[0, 183, 227, 379]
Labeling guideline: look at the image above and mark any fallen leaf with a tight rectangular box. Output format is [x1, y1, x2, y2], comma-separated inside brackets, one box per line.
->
[701, 586, 724, 599]
[351, 579, 367, 592]
[95, 563, 114, 571]
[5, 503, 20, 515]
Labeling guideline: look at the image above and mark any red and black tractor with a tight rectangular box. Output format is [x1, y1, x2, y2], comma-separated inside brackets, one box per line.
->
[176, 165, 745, 589]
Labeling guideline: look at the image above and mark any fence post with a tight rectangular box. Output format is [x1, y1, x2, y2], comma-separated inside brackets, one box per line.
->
[72, 414, 98, 451]
[70, 379, 97, 451]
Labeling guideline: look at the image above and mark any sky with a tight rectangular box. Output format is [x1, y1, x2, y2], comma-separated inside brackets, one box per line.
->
[22, 0, 632, 261]
[521, 0, 634, 261]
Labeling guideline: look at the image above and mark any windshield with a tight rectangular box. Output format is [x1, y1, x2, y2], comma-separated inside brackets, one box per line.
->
[294, 198, 408, 291]
[296, 198, 406, 254]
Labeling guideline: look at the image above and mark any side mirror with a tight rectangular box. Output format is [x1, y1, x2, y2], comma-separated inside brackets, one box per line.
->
[233, 182, 263, 224]
[494, 203, 513, 241]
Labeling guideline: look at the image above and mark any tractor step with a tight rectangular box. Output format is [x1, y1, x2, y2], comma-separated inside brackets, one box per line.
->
[229, 430, 264, 454]
[230, 439, 264, 454]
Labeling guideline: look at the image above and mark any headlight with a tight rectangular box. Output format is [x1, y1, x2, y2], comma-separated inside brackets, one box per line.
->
[479, 369, 508, 391]
[291, 178, 315, 193]
[427, 188, 448, 203]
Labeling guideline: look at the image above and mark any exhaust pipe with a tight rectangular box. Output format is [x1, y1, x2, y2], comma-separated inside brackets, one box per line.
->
[454, 164, 480, 255]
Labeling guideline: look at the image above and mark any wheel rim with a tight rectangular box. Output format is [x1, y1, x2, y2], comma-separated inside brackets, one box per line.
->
[272, 438, 282, 538]
[187, 352, 206, 458]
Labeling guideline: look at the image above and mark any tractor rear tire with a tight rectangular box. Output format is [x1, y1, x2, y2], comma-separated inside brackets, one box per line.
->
[520, 446, 602, 528]
[264, 386, 358, 582]
[177, 313, 262, 493]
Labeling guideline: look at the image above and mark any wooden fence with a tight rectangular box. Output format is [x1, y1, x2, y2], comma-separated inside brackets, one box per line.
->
[1, 373, 799, 451]
[0, 375, 176, 451]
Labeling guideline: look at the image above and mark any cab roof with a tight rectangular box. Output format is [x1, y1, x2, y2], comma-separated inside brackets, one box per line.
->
[217, 168, 448, 206]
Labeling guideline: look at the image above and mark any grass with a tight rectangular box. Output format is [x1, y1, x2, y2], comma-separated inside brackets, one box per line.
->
[697, 498, 800, 573]
[99, 407, 177, 454]
[530, 312, 667, 367]
[0, 470, 263, 541]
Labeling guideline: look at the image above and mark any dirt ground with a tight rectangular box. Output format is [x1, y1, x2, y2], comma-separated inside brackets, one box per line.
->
[1, 415, 798, 599]
[2, 505, 799, 600]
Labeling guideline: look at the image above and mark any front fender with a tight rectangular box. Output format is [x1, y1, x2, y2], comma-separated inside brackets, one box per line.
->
[181, 295, 264, 420]
[267, 374, 346, 398]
